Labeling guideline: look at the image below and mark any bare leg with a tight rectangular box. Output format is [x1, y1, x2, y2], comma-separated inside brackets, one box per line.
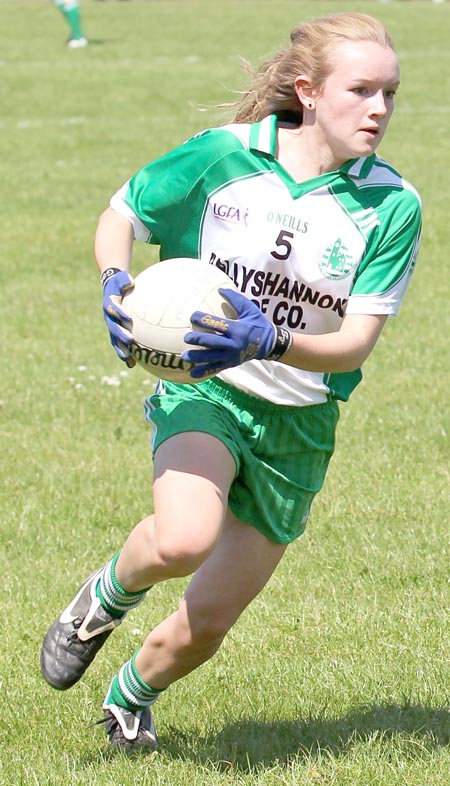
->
[115, 430, 236, 589]
[134, 510, 287, 689]
[111, 430, 287, 691]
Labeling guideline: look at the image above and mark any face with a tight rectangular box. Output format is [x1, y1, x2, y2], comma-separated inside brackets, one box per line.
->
[303, 40, 400, 169]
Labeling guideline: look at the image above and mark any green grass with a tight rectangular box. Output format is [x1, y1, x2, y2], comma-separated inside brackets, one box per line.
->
[1, 1, 450, 784]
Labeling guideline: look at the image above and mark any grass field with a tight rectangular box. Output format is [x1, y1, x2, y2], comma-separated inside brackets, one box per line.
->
[1, 1, 449, 784]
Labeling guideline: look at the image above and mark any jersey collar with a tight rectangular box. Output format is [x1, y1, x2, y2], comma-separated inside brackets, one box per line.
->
[249, 114, 377, 179]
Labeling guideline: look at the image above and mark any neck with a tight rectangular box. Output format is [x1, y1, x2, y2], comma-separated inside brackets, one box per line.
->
[276, 126, 341, 182]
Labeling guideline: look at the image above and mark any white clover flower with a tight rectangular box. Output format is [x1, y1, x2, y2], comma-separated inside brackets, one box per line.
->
[101, 375, 121, 387]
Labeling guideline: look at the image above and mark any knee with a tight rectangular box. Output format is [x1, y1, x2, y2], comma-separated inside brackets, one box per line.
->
[194, 613, 230, 646]
[184, 620, 228, 661]
[183, 600, 233, 656]
[154, 532, 214, 578]
[161, 597, 231, 660]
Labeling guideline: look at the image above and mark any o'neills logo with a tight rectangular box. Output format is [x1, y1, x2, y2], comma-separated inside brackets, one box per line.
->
[200, 315, 229, 332]
[131, 342, 188, 371]
[212, 203, 248, 224]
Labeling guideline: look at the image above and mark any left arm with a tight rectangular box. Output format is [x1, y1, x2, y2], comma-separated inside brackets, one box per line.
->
[280, 312, 388, 373]
[183, 288, 388, 379]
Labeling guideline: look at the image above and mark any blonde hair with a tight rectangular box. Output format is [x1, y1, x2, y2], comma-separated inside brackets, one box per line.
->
[232, 12, 395, 123]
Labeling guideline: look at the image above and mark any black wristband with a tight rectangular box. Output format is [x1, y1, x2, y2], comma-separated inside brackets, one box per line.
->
[100, 267, 122, 288]
[266, 326, 293, 361]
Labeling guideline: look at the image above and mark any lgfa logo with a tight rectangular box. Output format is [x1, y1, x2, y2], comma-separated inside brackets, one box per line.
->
[213, 203, 248, 225]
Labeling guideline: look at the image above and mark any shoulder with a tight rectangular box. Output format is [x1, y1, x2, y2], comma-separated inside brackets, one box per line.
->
[130, 123, 253, 186]
[347, 155, 422, 231]
[366, 156, 422, 208]
[184, 122, 253, 154]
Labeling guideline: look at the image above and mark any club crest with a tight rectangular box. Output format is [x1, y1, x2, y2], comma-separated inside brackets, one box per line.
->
[319, 238, 357, 280]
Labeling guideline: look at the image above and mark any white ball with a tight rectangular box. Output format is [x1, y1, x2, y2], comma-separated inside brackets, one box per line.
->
[121, 258, 238, 383]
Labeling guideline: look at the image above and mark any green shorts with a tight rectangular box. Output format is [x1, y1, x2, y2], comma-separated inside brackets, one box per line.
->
[144, 378, 339, 545]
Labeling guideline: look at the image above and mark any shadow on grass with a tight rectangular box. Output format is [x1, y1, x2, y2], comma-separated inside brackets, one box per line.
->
[159, 701, 450, 769]
[78, 701, 450, 770]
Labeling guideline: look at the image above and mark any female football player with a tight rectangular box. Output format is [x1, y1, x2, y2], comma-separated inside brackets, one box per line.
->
[54, 0, 88, 48]
[41, 12, 421, 751]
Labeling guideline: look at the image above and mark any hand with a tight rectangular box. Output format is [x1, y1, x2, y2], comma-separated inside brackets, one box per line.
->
[183, 288, 290, 379]
[102, 269, 135, 366]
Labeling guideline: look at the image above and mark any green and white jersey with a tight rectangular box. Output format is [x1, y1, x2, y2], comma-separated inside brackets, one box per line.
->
[110, 114, 422, 406]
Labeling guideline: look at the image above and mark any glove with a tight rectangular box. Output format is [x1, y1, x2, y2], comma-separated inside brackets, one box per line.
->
[101, 267, 136, 367]
[182, 288, 292, 379]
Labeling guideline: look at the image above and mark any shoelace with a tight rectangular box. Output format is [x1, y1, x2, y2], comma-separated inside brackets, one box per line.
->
[66, 617, 83, 639]
[91, 712, 151, 742]
[91, 713, 134, 734]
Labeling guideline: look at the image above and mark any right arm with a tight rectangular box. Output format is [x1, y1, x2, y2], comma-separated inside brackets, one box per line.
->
[95, 207, 136, 365]
[94, 207, 135, 276]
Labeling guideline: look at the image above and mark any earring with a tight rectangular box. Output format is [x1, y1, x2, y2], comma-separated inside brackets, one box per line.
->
[308, 102, 314, 110]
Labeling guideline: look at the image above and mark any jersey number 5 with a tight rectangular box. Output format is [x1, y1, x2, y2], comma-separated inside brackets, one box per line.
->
[271, 230, 293, 261]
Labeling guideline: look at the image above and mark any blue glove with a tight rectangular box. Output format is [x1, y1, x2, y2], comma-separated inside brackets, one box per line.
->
[101, 268, 135, 366]
[183, 288, 292, 379]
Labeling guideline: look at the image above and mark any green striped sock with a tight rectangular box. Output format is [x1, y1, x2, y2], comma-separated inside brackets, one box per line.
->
[54, 0, 84, 39]
[96, 553, 150, 618]
[106, 651, 166, 711]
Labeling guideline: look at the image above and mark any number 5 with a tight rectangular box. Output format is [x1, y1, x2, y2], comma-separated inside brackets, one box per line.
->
[271, 230, 293, 261]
